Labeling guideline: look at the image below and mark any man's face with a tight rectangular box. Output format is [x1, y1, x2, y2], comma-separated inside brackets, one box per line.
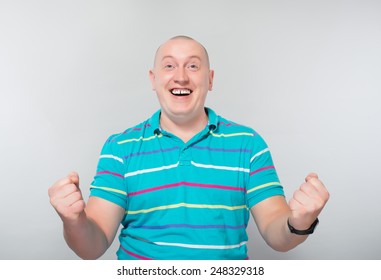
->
[149, 38, 214, 125]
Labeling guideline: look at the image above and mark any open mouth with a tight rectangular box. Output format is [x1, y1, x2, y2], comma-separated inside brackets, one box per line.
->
[170, 88, 192, 96]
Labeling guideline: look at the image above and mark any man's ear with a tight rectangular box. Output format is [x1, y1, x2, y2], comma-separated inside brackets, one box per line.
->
[208, 70, 215, 91]
[149, 69, 156, 91]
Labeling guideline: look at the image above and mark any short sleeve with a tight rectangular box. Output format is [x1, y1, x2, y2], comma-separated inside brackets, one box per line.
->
[246, 133, 284, 209]
[89, 135, 128, 209]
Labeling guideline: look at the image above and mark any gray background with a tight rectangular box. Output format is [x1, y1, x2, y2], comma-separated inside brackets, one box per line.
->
[1, 0, 380, 260]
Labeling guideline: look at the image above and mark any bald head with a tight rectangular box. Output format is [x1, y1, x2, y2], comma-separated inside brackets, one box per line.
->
[153, 36, 210, 68]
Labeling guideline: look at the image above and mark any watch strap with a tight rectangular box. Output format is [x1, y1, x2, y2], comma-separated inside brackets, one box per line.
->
[287, 218, 319, 235]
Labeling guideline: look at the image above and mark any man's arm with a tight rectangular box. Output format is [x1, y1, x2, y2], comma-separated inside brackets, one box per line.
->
[250, 173, 329, 252]
[48, 172, 125, 259]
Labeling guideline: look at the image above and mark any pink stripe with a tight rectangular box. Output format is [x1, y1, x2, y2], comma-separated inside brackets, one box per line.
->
[120, 245, 153, 260]
[218, 121, 241, 127]
[129, 182, 183, 196]
[97, 170, 124, 179]
[183, 182, 245, 191]
[250, 166, 274, 176]
[128, 181, 245, 196]
[122, 127, 141, 135]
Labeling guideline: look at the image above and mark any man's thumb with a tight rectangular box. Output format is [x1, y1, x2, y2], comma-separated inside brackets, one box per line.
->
[68, 171, 80, 188]
[305, 172, 318, 182]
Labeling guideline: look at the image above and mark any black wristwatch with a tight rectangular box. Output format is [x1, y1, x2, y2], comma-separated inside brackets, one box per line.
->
[287, 218, 319, 235]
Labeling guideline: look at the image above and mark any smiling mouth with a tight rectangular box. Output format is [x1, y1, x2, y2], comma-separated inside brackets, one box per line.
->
[170, 88, 192, 96]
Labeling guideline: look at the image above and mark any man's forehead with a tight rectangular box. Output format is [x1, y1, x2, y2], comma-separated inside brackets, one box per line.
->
[154, 37, 210, 66]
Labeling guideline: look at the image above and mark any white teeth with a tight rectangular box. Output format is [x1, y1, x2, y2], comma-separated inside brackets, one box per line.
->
[171, 89, 191, 95]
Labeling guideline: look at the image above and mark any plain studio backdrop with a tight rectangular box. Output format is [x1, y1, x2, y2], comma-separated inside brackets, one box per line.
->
[0, 0, 380, 260]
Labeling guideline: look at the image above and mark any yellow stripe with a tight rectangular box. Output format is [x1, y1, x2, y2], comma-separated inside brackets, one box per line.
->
[210, 131, 254, 138]
[117, 134, 162, 145]
[126, 203, 247, 215]
[247, 182, 281, 194]
[90, 185, 127, 196]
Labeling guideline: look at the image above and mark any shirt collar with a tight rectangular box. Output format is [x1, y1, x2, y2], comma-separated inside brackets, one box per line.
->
[149, 107, 218, 135]
[205, 107, 218, 132]
[149, 109, 162, 135]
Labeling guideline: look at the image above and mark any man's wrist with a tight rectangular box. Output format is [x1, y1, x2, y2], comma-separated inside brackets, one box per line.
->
[287, 218, 319, 235]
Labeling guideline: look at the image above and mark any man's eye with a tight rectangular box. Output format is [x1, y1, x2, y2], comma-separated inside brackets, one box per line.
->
[188, 64, 199, 70]
[164, 64, 175, 69]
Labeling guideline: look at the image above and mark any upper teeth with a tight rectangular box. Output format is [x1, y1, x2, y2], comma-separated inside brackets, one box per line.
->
[172, 89, 191, 95]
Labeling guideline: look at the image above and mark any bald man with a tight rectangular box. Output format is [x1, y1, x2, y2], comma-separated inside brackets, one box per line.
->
[49, 36, 329, 260]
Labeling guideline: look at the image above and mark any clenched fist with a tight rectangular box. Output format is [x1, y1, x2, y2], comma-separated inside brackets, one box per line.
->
[48, 172, 86, 223]
[288, 173, 330, 231]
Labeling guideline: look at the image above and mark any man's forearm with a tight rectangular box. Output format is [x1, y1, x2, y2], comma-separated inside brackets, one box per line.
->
[63, 214, 109, 259]
[262, 213, 309, 252]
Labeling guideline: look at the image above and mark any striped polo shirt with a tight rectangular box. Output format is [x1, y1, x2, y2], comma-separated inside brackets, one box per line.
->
[90, 107, 284, 260]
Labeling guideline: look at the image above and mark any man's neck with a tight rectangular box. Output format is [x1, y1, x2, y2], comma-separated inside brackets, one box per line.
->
[159, 111, 209, 143]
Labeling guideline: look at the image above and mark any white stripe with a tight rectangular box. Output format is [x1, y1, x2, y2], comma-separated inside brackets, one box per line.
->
[191, 161, 250, 173]
[124, 162, 179, 178]
[154, 241, 247, 250]
[99, 154, 124, 164]
[250, 148, 270, 163]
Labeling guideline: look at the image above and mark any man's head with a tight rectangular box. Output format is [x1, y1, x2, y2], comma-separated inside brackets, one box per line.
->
[149, 36, 214, 127]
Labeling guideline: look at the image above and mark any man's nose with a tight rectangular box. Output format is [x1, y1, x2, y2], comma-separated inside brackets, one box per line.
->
[173, 67, 189, 84]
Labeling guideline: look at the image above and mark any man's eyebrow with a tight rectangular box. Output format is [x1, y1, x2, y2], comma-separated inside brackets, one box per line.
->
[160, 55, 174, 61]
[188, 55, 202, 61]
[160, 55, 202, 61]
